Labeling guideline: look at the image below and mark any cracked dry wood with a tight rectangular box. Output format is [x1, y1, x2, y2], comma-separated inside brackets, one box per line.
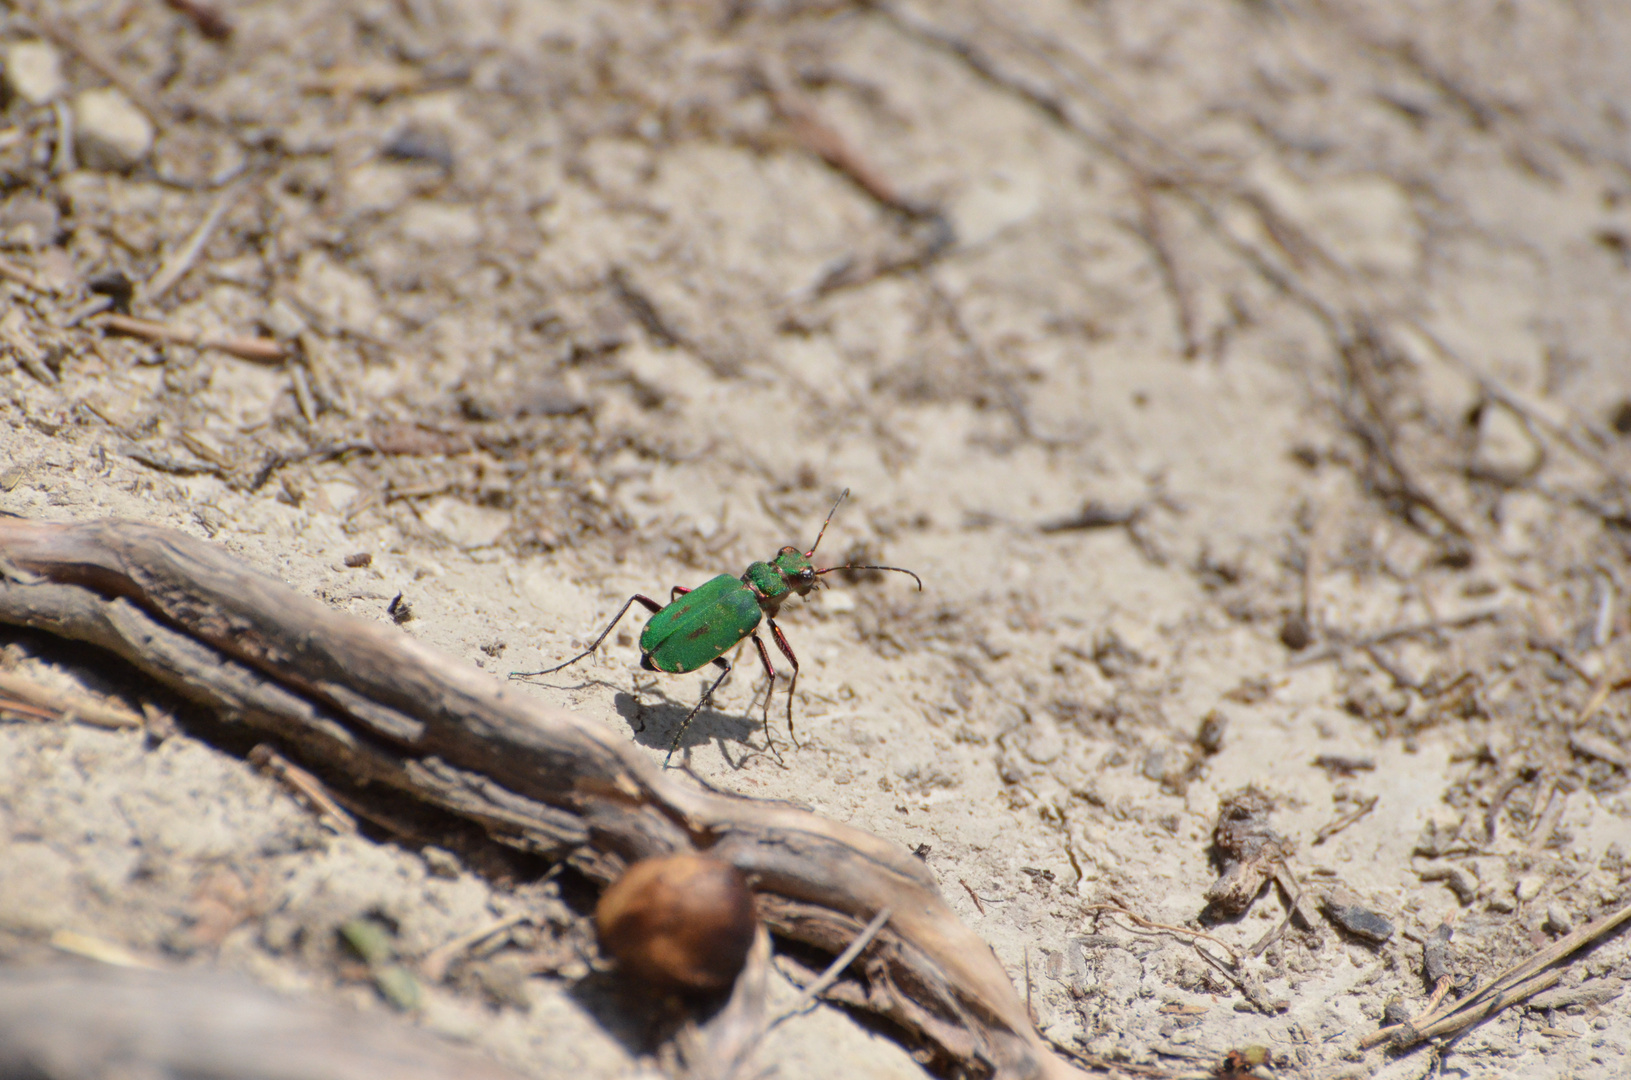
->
[0, 514, 1081, 1080]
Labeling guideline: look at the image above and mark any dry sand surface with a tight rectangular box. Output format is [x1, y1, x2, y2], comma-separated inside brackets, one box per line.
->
[2, 1, 1631, 1077]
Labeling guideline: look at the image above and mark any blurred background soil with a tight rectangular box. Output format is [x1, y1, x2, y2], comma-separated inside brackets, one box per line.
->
[2, 1, 1630, 1077]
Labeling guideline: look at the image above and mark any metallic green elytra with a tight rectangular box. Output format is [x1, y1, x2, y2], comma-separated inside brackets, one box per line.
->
[639, 573, 761, 674]
[511, 489, 922, 767]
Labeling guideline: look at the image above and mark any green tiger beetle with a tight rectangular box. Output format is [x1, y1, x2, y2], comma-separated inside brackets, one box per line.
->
[511, 490, 921, 766]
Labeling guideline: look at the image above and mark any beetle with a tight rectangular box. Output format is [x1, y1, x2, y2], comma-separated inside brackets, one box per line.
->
[511, 489, 921, 766]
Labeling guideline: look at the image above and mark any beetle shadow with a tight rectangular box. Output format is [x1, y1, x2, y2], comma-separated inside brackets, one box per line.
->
[611, 681, 771, 769]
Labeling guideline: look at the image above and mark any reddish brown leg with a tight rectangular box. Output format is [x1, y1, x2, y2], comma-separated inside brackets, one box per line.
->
[768, 617, 802, 748]
[749, 632, 786, 764]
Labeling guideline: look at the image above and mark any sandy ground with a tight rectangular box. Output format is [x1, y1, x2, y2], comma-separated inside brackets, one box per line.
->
[2, 1, 1631, 1077]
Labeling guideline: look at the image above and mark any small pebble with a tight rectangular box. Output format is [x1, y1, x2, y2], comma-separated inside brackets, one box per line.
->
[383, 123, 454, 170]
[3, 40, 66, 105]
[1514, 875, 1544, 903]
[72, 88, 155, 171]
[472, 955, 532, 1009]
[1545, 903, 1574, 935]
[1279, 612, 1312, 650]
[1196, 709, 1228, 754]
[420, 845, 460, 879]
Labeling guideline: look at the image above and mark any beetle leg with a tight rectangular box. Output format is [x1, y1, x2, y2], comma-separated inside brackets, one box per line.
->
[748, 633, 786, 765]
[510, 594, 663, 678]
[665, 656, 732, 768]
[768, 618, 802, 749]
[669, 584, 692, 601]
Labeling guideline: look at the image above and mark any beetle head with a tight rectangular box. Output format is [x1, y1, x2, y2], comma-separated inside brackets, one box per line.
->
[771, 545, 820, 595]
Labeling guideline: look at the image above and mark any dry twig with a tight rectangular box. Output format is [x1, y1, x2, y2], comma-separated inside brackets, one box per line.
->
[418, 912, 531, 984]
[97, 313, 286, 363]
[0, 669, 143, 729]
[143, 188, 238, 303]
[247, 743, 357, 834]
[1361, 898, 1631, 1050]
[1290, 609, 1502, 667]
[774, 907, 893, 1026]
[1313, 795, 1379, 846]
[1083, 901, 1240, 968]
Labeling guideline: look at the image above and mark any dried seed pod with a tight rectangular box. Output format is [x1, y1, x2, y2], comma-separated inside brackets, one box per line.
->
[595, 854, 756, 992]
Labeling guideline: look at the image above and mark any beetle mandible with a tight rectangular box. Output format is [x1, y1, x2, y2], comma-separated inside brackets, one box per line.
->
[511, 489, 921, 766]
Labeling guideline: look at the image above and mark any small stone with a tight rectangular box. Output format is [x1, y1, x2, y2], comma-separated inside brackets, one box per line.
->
[3, 40, 66, 105]
[1279, 612, 1312, 650]
[1320, 889, 1395, 943]
[1196, 709, 1228, 754]
[383, 124, 454, 169]
[420, 846, 460, 879]
[72, 88, 155, 171]
[1022, 712, 1064, 765]
[472, 955, 532, 1009]
[1382, 996, 1412, 1026]
[261, 298, 309, 340]
[0, 195, 60, 251]
[1470, 401, 1541, 482]
[1544, 904, 1574, 935]
[1514, 875, 1544, 903]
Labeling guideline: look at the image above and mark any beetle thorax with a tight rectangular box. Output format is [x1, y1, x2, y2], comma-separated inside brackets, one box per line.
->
[742, 546, 820, 617]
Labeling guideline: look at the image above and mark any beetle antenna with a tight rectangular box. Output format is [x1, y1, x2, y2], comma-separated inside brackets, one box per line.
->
[815, 564, 923, 591]
[805, 487, 850, 557]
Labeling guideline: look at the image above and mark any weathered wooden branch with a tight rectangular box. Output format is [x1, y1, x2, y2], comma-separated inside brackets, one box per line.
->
[0, 964, 532, 1080]
[0, 515, 1081, 1080]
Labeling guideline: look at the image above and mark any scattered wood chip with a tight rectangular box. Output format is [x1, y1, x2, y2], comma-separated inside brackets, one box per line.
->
[1039, 500, 1140, 533]
[1416, 861, 1478, 904]
[1204, 787, 1292, 919]
[49, 930, 158, 969]
[369, 424, 475, 456]
[0, 307, 57, 383]
[98, 313, 285, 363]
[1319, 888, 1393, 943]
[1313, 753, 1375, 775]
[1570, 730, 1630, 769]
